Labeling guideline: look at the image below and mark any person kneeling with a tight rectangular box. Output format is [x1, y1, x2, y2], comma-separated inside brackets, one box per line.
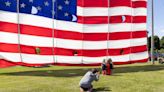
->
[79, 68, 100, 92]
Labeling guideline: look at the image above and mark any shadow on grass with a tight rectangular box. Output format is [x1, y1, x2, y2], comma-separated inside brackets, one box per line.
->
[114, 64, 164, 74]
[0, 64, 163, 77]
[93, 87, 111, 92]
[0, 68, 94, 77]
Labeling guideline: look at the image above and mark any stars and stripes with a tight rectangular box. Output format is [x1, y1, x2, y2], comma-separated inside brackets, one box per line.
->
[0, 0, 148, 67]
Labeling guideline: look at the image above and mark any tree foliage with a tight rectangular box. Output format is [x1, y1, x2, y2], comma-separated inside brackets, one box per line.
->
[148, 36, 160, 51]
[154, 36, 160, 50]
[160, 36, 164, 49]
[148, 36, 151, 51]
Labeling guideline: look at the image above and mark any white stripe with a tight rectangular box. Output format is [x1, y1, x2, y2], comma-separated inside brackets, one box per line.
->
[84, 51, 148, 64]
[0, 32, 147, 49]
[109, 23, 146, 33]
[0, 52, 53, 63]
[56, 38, 82, 49]
[22, 54, 53, 64]
[56, 56, 82, 64]
[0, 32, 53, 47]
[77, 7, 147, 16]
[84, 37, 147, 49]
[130, 51, 148, 61]
[56, 23, 146, 33]
[0, 52, 21, 62]
[82, 23, 146, 33]
[0, 11, 17, 22]
[0, 51, 148, 64]
[0, 11, 146, 33]
[19, 13, 53, 28]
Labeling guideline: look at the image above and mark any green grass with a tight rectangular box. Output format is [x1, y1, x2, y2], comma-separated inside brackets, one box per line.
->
[0, 63, 164, 92]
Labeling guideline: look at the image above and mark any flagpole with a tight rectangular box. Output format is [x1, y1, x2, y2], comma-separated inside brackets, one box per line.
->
[151, 0, 155, 64]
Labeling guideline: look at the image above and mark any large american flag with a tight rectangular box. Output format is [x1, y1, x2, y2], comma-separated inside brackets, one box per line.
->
[0, 0, 148, 67]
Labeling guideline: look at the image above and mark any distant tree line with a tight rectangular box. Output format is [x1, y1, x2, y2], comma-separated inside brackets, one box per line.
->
[148, 36, 164, 53]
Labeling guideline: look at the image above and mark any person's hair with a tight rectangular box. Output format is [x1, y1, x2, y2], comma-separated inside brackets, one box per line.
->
[107, 58, 112, 63]
[91, 68, 99, 74]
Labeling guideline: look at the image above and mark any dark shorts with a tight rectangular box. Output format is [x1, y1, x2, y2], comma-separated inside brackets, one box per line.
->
[80, 85, 92, 91]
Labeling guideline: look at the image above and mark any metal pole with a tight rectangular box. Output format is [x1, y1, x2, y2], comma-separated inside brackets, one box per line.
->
[151, 0, 155, 64]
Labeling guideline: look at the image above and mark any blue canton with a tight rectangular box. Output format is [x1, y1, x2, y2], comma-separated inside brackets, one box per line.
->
[0, 0, 77, 22]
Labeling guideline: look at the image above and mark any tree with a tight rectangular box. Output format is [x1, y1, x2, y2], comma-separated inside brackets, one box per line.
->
[154, 36, 160, 50]
[160, 36, 164, 49]
[147, 36, 151, 51]
[148, 36, 160, 51]
[148, 36, 151, 51]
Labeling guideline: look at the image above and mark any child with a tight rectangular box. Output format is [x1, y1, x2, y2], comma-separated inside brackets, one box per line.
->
[106, 58, 114, 75]
[101, 59, 107, 75]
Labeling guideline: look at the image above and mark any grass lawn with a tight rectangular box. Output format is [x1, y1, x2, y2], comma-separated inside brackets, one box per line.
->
[0, 62, 164, 92]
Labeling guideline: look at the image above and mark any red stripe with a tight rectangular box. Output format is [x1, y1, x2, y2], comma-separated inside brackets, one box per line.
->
[133, 1, 147, 8]
[77, 0, 146, 8]
[1, 16, 146, 26]
[0, 22, 147, 41]
[0, 16, 147, 26]
[0, 58, 148, 67]
[20, 24, 53, 37]
[110, 0, 147, 8]
[57, 30, 82, 40]
[0, 21, 52, 37]
[0, 43, 147, 56]
[83, 31, 147, 40]
[0, 22, 18, 33]
[0, 59, 17, 68]
[78, 16, 146, 24]
[110, 16, 146, 23]
[58, 31, 147, 41]
[77, 0, 108, 7]
[133, 16, 147, 23]
[78, 16, 108, 24]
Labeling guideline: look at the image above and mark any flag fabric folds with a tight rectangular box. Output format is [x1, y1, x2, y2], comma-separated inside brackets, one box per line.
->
[0, 0, 148, 68]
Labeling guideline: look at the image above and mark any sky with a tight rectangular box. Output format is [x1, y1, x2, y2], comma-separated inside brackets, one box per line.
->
[147, 0, 164, 38]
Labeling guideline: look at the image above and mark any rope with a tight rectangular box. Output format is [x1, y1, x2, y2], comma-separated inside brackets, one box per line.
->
[52, 0, 56, 64]
[17, 0, 23, 63]
[106, 0, 110, 60]
[129, 0, 133, 61]
[81, 0, 84, 64]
